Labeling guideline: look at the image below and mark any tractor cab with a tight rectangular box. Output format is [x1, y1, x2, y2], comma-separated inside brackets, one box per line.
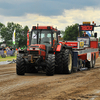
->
[30, 26, 60, 52]
[31, 29, 52, 47]
[27, 26, 60, 60]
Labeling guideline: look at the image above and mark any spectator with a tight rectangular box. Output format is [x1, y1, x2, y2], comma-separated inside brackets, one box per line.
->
[16, 48, 18, 51]
[4, 47, 7, 56]
[6, 46, 10, 51]
[62, 40, 66, 46]
[18, 47, 21, 51]
[0, 46, 2, 50]
[3, 47, 6, 50]
[15, 48, 18, 55]
[82, 31, 89, 37]
[10, 46, 13, 51]
[1, 46, 4, 50]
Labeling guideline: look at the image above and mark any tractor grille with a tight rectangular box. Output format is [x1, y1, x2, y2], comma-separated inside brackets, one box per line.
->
[29, 51, 38, 55]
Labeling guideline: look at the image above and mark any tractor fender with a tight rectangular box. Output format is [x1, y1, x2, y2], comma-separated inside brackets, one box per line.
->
[64, 46, 73, 51]
[56, 45, 62, 52]
[56, 45, 72, 52]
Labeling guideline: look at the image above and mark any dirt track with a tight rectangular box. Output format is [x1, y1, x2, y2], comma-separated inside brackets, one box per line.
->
[0, 57, 100, 100]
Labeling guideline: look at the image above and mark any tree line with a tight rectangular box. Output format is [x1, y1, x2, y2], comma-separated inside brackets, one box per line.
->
[0, 22, 29, 48]
[63, 24, 83, 41]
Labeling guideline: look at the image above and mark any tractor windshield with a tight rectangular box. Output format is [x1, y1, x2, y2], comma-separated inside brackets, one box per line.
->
[31, 30, 52, 46]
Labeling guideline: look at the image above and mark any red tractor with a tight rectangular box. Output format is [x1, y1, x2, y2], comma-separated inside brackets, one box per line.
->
[16, 25, 73, 76]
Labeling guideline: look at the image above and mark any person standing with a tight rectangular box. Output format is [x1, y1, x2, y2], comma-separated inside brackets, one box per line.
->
[15, 48, 18, 55]
[18, 47, 21, 51]
[61, 40, 66, 46]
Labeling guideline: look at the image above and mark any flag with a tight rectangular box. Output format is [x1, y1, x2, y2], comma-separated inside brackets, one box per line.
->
[13, 29, 16, 44]
[86, 31, 91, 37]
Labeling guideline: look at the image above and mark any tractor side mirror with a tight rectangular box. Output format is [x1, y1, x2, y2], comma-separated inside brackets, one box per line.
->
[94, 32, 97, 38]
[57, 31, 60, 35]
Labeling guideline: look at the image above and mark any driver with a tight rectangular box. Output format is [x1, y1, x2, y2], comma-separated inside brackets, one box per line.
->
[82, 31, 89, 37]
[41, 34, 50, 44]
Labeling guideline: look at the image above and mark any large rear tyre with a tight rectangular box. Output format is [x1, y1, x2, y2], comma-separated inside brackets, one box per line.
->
[46, 54, 55, 76]
[55, 52, 63, 74]
[16, 54, 25, 75]
[63, 49, 72, 74]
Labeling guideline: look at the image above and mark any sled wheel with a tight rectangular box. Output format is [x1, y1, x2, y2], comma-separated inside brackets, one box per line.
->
[86, 55, 93, 69]
[92, 54, 96, 68]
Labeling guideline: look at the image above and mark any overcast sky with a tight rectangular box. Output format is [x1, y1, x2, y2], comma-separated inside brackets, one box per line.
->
[1, 0, 100, 37]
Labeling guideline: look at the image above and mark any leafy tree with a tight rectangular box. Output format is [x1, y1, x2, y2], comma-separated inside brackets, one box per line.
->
[60, 30, 65, 35]
[63, 24, 83, 41]
[16, 25, 29, 48]
[0, 22, 5, 32]
[0, 22, 5, 43]
[98, 37, 100, 42]
[0, 22, 29, 48]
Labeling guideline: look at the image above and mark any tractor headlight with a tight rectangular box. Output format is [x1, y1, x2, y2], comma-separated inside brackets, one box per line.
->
[29, 48, 33, 50]
[35, 48, 40, 50]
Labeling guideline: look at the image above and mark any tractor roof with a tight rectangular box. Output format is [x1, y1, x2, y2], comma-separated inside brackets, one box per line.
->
[32, 26, 57, 31]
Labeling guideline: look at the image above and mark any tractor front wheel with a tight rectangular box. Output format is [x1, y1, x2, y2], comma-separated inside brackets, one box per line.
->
[16, 54, 25, 75]
[55, 52, 63, 74]
[46, 54, 55, 76]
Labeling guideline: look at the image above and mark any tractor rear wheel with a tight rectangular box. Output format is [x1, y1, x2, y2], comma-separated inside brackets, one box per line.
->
[46, 54, 55, 76]
[55, 52, 63, 74]
[63, 49, 72, 74]
[16, 54, 25, 75]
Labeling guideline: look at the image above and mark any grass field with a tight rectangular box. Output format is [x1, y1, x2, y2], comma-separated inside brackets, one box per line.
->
[0, 56, 16, 62]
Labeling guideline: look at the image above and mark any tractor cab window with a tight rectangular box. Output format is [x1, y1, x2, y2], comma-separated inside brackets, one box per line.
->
[40, 31, 51, 46]
[31, 30, 52, 47]
[31, 31, 37, 44]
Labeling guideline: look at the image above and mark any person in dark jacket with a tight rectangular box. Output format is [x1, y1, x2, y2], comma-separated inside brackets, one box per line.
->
[82, 31, 89, 37]
[62, 40, 66, 46]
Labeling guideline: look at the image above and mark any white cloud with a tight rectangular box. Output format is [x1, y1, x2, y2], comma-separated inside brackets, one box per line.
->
[1, 7, 100, 37]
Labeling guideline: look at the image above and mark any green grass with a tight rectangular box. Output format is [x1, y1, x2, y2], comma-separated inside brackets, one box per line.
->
[0, 56, 16, 62]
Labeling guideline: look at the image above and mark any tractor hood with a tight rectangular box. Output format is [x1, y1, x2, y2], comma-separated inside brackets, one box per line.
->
[27, 44, 46, 59]
[27, 44, 46, 51]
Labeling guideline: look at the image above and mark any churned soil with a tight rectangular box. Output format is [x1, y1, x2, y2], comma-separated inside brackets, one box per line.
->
[0, 57, 100, 100]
